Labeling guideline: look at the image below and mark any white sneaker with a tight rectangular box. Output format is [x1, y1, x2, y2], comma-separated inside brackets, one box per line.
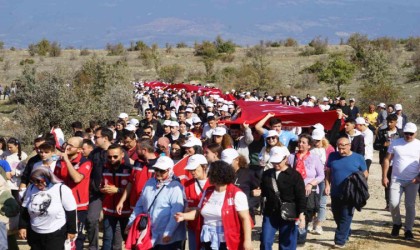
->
[313, 226, 323, 235]
[307, 222, 314, 233]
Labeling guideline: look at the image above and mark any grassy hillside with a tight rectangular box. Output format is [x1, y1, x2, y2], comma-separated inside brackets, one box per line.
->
[0, 45, 419, 123]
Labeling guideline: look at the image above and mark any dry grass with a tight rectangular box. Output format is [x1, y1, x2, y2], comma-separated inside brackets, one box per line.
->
[0, 45, 419, 120]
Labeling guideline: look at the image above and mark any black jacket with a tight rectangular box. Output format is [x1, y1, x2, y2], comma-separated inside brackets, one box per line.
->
[261, 167, 306, 217]
[234, 168, 260, 208]
[374, 127, 404, 164]
[21, 154, 42, 186]
[341, 171, 369, 211]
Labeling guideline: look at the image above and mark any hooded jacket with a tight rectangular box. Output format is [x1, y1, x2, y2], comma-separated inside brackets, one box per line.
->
[339, 130, 365, 156]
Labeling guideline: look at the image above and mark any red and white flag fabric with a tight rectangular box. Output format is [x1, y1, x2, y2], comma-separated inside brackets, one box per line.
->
[225, 100, 338, 130]
[172, 156, 191, 185]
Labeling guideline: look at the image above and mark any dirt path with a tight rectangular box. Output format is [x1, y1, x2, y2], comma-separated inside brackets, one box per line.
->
[16, 152, 420, 249]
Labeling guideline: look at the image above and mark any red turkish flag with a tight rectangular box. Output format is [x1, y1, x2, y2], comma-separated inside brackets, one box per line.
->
[172, 156, 191, 185]
[225, 100, 338, 130]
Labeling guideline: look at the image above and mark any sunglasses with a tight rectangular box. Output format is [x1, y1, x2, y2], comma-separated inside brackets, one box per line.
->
[404, 132, 414, 136]
[266, 136, 277, 141]
[107, 155, 119, 160]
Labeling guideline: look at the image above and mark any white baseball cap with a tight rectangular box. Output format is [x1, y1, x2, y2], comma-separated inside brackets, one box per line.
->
[207, 112, 215, 117]
[163, 120, 172, 126]
[322, 97, 329, 102]
[129, 118, 139, 126]
[269, 146, 290, 163]
[153, 156, 174, 170]
[170, 121, 179, 127]
[183, 137, 203, 147]
[192, 117, 202, 124]
[311, 129, 325, 141]
[185, 154, 208, 170]
[312, 123, 325, 131]
[118, 113, 128, 119]
[403, 122, 417, 133]
[221, 148, 239, 164]
[310, 96, 317, 101]
[185, 108, 193, 113]
[125, 124, 137, 131]
[377, 103, 386, 108]
[355, 117, 367, 126]
[395, 104, 402, 111]
[349, 98, 355, 102]
[218, 105, 228, 112]
[212, 127, 227, 136]
[266, 130, 278, 138]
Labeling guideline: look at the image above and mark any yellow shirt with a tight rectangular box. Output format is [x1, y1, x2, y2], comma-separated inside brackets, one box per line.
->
[363, 112, 378, 127]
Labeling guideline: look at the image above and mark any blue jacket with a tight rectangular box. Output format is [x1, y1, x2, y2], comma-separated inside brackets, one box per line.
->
[128, 177, 186, 246]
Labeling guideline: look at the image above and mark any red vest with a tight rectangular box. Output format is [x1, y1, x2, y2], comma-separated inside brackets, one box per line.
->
[101, 164, 132, 217]
[184, 178, 210, 231]
[201, 184, 246, 250]
[129, 161, 155, 209]
[54, 153, 92, 211]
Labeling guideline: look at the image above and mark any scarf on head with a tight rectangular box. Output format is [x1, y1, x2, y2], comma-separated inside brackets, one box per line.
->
[294, 152, 309, 179]
[156, 168, 174, 188]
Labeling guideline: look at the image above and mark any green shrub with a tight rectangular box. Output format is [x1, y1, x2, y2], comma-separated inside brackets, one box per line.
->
[106, 43, 126, 56]
[19, 59, 35, 65]
[80, 48, 90, 56]
[284, 38, 298, 47]
[158, 64, 185, 82]
[176, 42, 188, 48]
[49, 42, 62, 57]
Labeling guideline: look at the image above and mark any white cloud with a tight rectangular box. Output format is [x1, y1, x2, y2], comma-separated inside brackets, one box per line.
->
[335, 31, 350, 37]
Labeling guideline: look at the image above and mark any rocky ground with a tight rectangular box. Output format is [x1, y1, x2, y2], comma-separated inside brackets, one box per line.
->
[16, 152, 420, 249]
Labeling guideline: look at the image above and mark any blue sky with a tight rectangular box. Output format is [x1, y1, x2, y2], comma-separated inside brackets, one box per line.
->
[0, 0, 419, 48]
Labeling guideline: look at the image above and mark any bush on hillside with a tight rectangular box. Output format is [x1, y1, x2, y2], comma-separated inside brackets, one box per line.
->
[158, 64, 185, 83]
[176, 42, 188, 48]
[80, 48, 90, 56]
[106, 43, 126, 56]
[13, 58, 132, 144]
[404, 37, 420, 52]
[284, 38, 298, 47]
[49, 42, 62, 57]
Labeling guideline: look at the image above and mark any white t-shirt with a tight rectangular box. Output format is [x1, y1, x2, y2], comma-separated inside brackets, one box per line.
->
[33, 160, 57, 173]
[195, 179, 207, 195]
[22, 183, 76, 234]
[388, 138, 420, 180]
[360, 128, 374, 160]
[5, 152, 28, 189]
[200, 190, 248, 227]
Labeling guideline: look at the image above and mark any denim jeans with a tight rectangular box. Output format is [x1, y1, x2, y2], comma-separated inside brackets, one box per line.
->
[389, 178, 419, 231]
[101, 215, 129, 250]
[260, 215, 297, 250]
[331, 197, 354, 246]
[187, 230, 197, 250]
[76, 210, 88, 250]
[153, 241, 183, 250]
[316, 181, 327, 222]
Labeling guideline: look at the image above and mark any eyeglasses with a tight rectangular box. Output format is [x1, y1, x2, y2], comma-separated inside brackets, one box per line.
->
[107, 155, 119, 160]
[155, 168, 168, 174]
[404, 132, 414, 136]
[171, 148, 181, 152]
[266, 137, 277, 141]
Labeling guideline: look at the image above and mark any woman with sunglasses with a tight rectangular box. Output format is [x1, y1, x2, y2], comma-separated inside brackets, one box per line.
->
[259, 130, 285, 170]
[260, 146, 306, 250]
[4, 137, 28, 200]
[287, 134, 324, 245]
[183, 154, 211, 250]
[309, 129, 335, 235]
[175, 160, 253, 250]
[18, 167, 77, 250]
[127, 156, 186, 249]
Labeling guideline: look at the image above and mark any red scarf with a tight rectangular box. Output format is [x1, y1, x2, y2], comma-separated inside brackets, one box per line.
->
[295, 152, 309, 179]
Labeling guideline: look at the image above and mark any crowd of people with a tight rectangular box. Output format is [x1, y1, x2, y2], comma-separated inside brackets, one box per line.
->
[0, 81, 419, 250]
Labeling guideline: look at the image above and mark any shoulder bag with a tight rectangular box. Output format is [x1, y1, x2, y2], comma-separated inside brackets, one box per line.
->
[138, 186, 165, 231]
[271, 173, 297, 221]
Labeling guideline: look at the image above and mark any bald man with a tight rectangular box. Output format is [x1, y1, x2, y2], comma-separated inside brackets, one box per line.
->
[325, 137, 368, 248]
[54, 137, 93, 250]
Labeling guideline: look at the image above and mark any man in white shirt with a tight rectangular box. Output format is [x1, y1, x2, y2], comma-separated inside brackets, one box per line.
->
[355, 117, 374, 172]
[382, 122, 420, 240]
